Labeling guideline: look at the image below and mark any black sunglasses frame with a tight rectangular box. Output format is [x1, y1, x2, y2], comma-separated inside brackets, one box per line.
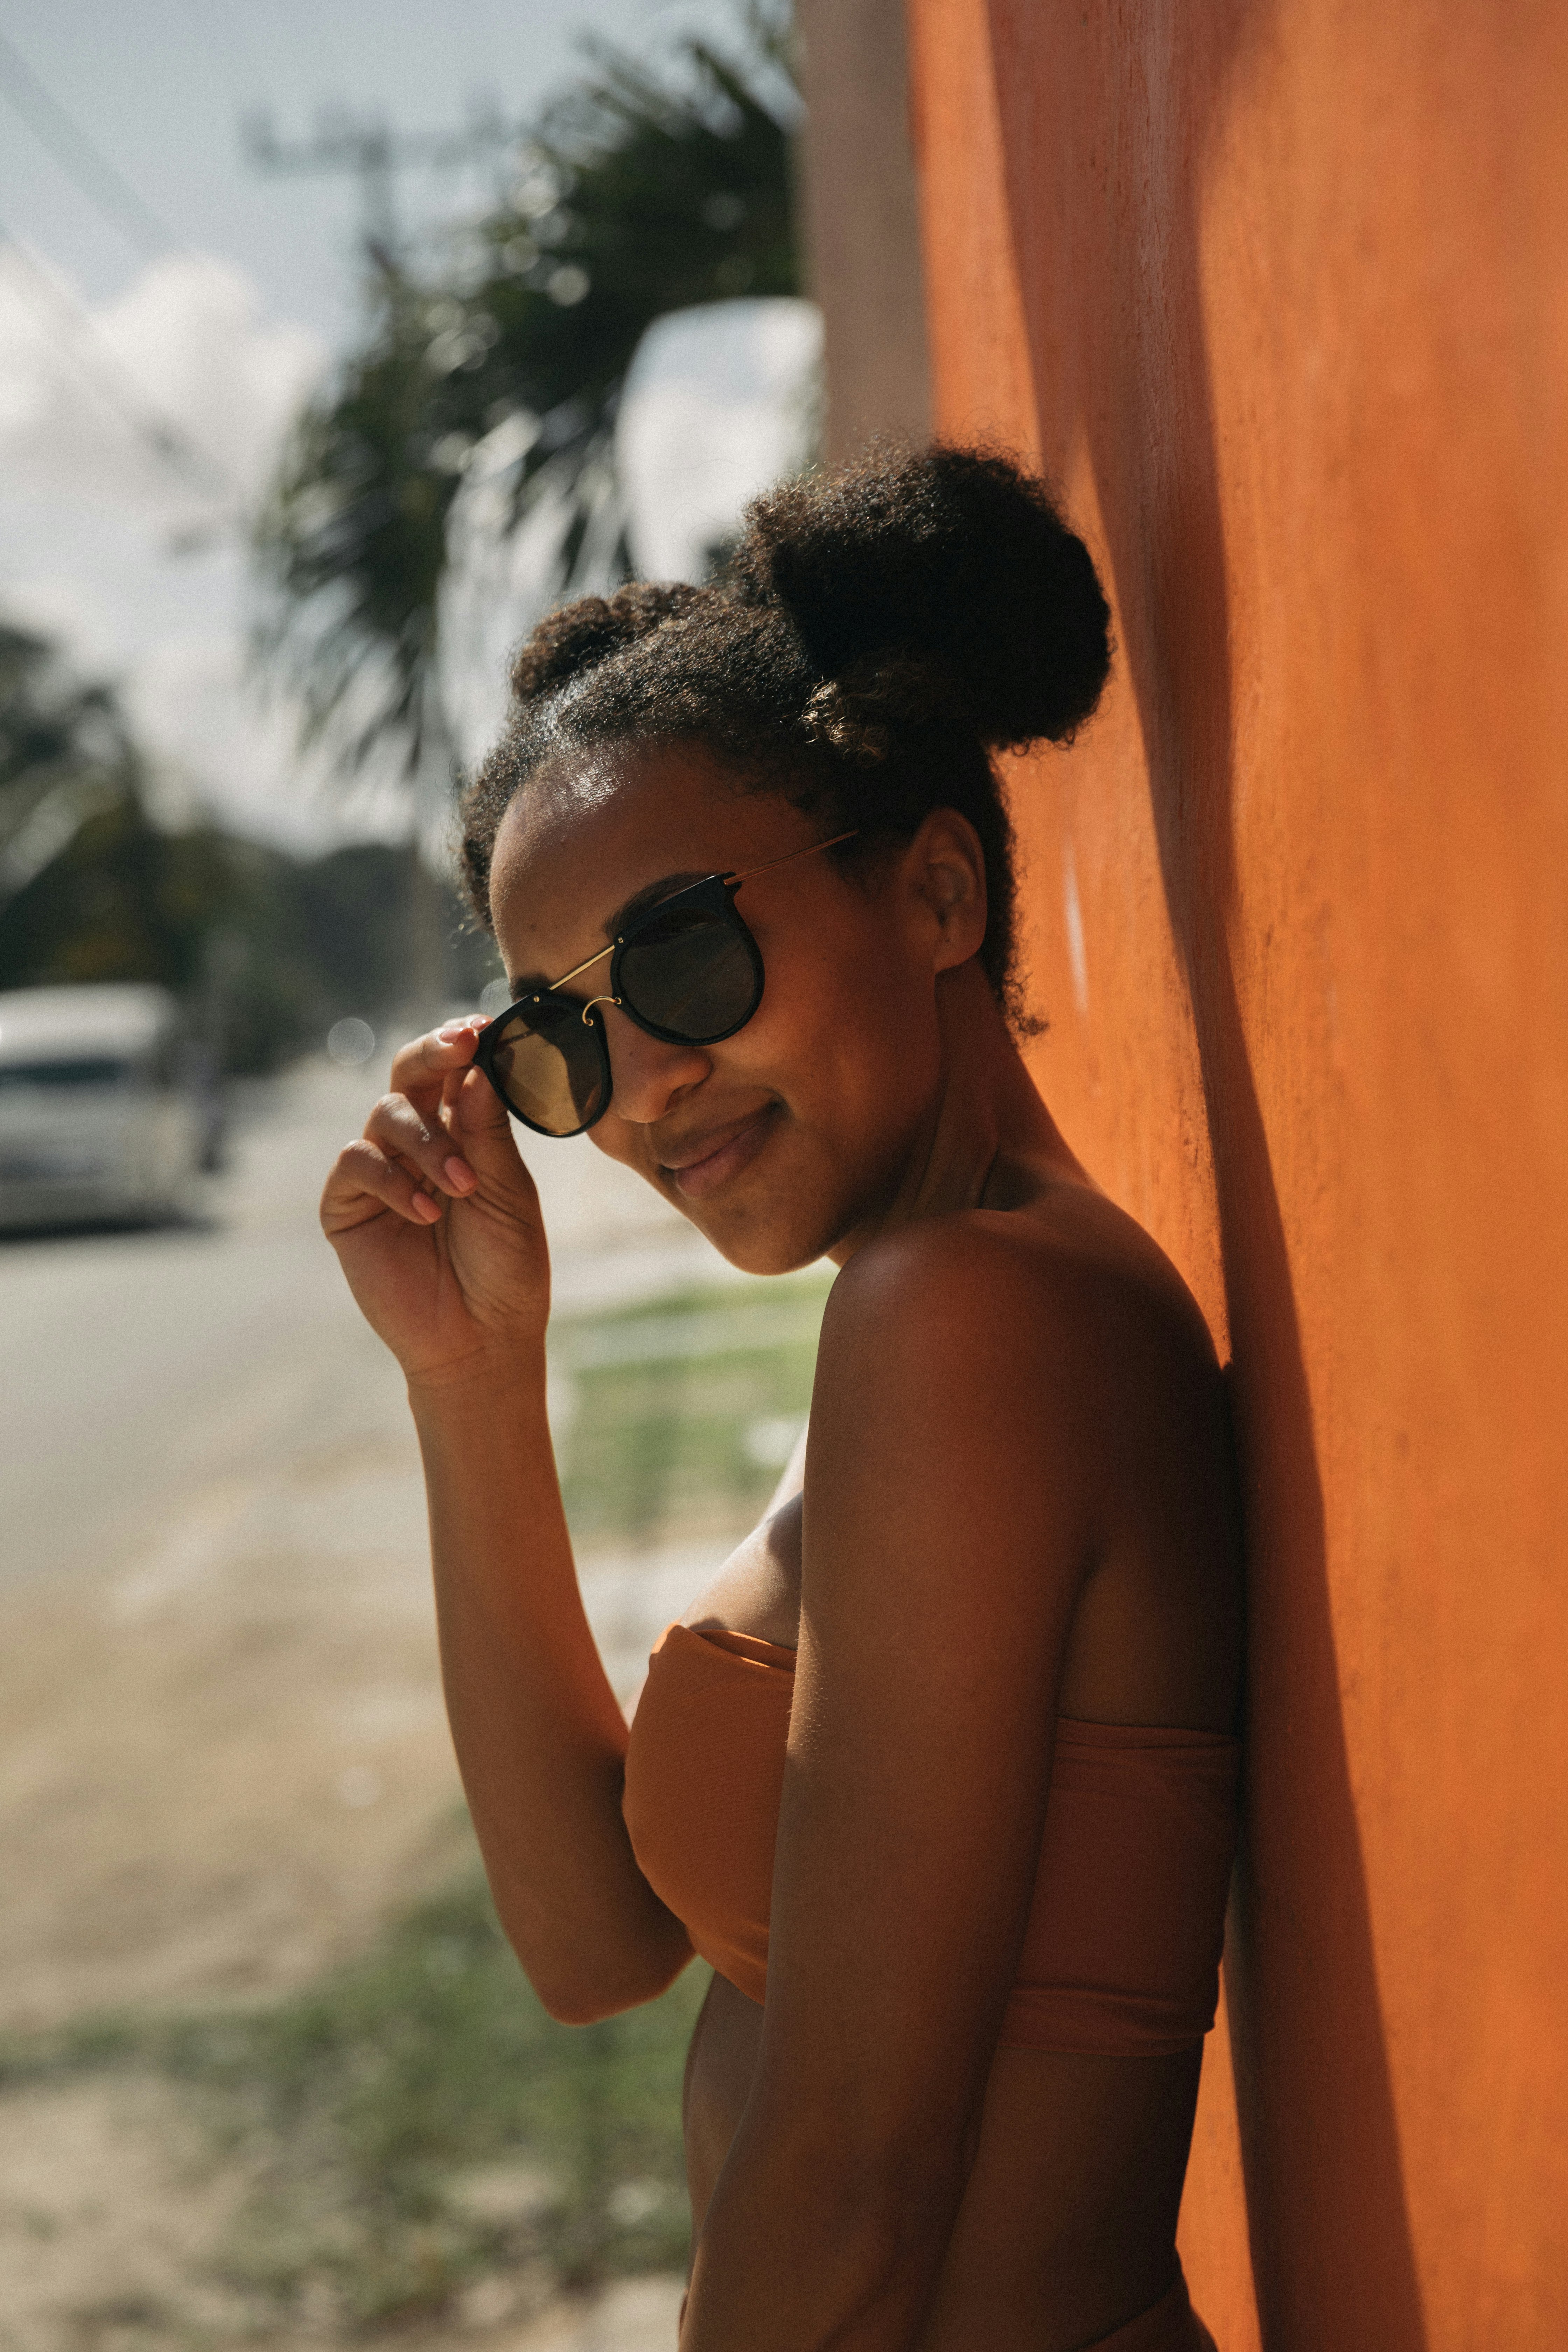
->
[472, 831, 856, 1139]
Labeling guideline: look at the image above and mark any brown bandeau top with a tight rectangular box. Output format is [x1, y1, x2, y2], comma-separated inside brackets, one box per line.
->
[622, 1622, 1240, 2056]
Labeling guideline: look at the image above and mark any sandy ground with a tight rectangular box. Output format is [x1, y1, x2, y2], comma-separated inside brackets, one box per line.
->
[0, 1060, 767, 2349]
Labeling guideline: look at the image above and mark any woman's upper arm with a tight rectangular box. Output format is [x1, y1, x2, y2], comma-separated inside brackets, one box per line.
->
[750, 1222, 1105, 2164]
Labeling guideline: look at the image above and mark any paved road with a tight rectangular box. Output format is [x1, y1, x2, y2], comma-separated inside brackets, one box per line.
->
[0, 1057, 753, 1595]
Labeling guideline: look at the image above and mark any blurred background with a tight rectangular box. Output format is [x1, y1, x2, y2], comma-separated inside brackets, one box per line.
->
[0, 4, 927, 2345]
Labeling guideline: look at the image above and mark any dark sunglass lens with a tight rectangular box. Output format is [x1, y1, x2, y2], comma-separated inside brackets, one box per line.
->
[618, 907, 760, 1041]
[491, 1006, 606, 1136]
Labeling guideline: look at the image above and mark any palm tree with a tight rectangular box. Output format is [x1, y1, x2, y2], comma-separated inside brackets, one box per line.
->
[0, 622, 140, 919]
[0, 622, 233, 1007]
[253, 4, 798, 795]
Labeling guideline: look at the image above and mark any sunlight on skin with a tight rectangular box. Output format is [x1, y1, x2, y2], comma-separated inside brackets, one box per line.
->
[484, 740, 1068, 1280]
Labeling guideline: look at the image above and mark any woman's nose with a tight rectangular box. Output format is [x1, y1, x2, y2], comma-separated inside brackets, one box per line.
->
[598, 1003, 711, 1124]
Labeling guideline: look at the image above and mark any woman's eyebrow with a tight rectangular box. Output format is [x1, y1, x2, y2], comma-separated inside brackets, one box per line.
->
[603, 868, 710, 936]
[505, 869, 712, 997]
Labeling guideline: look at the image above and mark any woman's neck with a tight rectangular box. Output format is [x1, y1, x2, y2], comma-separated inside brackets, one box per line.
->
[830, 962, 1093, 1265]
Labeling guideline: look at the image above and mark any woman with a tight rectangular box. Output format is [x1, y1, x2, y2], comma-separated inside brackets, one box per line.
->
[321, 447, 1243, 2352]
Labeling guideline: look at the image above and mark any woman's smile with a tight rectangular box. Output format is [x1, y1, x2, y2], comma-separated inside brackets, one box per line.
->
[656, 1100, 782, 1198]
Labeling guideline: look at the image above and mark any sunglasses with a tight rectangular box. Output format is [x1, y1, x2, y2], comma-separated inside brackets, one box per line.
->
[473, 828, 858, 1138]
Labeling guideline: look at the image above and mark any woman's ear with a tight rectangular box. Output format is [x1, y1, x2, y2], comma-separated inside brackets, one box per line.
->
[904, 808, 989, 973]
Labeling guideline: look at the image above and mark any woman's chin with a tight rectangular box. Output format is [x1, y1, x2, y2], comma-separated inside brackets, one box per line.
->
[680, 1209, 829, 1279]
[734, 1233, 833, 1278]
[672, 1178, 844, 1280]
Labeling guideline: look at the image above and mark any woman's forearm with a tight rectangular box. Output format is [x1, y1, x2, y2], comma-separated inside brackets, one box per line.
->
[409, 1359, 691, 2018]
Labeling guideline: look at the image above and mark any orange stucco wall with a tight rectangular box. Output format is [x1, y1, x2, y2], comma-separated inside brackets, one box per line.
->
[903, 5, 1568, 2347]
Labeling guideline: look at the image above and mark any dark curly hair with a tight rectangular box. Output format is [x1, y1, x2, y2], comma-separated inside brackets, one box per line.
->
[458, 444, 1111, 1025]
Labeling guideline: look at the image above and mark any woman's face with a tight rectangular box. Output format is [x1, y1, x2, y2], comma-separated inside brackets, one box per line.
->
[486, 743, 977, 1273]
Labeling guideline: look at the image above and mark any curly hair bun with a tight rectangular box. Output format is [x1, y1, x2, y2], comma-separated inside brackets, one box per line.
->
[728, 445, 1111, 748]
[509, 579, 708, 703]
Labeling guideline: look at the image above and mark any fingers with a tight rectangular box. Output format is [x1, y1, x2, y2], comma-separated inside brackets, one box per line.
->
[386, 1016, 490, 1114]
[384, 1015, 519, 1154]
[321, 1136, 445, 1235]
[363, 1090, 480, 1200]
[451, 1057, 515, 1140]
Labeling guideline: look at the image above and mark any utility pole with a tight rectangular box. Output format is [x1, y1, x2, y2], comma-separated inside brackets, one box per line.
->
[241, 97, 525, 270]
[243, 98, 526, 1023]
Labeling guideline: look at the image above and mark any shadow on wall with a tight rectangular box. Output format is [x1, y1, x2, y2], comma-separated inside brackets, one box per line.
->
[982, 5, 1426, 2347]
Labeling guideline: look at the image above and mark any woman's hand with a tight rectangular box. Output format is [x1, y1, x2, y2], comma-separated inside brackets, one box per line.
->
[333, 1029, 694, 2015]
[321, 1016, 550, 1388]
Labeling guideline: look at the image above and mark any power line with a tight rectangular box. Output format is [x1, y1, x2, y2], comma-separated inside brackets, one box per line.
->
[0, 27, 234, 503]
[0, 28, 178, 264]
[0, 220, 236, 504]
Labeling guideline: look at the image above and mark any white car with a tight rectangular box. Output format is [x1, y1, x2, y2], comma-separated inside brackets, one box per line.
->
[0, 984, 217, 1231]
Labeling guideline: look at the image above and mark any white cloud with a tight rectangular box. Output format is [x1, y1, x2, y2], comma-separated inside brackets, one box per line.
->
[0, 248, 324, 525]
[0, 252, 401, 852]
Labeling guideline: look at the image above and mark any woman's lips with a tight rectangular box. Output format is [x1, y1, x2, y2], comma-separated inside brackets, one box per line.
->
[660, 1105, 777, 1199]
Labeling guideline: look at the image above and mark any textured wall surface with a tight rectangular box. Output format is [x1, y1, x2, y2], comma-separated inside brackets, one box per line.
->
[794, 0, 931, 461]
[904, 5, 1568, 2347]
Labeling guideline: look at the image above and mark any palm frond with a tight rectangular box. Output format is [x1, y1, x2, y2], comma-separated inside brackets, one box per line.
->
[252, 3, 798, 789]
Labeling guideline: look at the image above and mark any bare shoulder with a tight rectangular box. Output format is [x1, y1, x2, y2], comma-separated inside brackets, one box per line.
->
[819, 1181, 1221, 1412]
[809, 1186, 1240, 1725]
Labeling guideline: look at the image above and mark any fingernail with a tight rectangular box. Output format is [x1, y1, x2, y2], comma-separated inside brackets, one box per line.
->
[437, 1020, 469, 1039]
[413, 1191, 441, 1222]
[444, 1156, 476, 1192]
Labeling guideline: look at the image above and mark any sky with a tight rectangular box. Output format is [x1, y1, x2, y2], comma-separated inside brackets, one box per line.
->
[0, 0, 757, 852]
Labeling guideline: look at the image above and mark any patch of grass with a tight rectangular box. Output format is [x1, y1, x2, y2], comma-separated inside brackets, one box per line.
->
[550, 1275, 830, 1545]
[1, 1856, 708, 2332]
[193, 1866, 706, 2324]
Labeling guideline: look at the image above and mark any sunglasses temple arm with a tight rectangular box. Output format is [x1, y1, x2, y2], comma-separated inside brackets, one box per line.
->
[728, 827, 860, 886]
[544, 939, 618, 994]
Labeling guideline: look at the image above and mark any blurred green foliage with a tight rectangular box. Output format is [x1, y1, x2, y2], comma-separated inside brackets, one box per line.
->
[552, 1279, 826, 1546]
[1, 1863, 705, 2331]
[189, 1869, 705, 2326]
[0, 622, 500, 1071]
[255, 1, 798, 777]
